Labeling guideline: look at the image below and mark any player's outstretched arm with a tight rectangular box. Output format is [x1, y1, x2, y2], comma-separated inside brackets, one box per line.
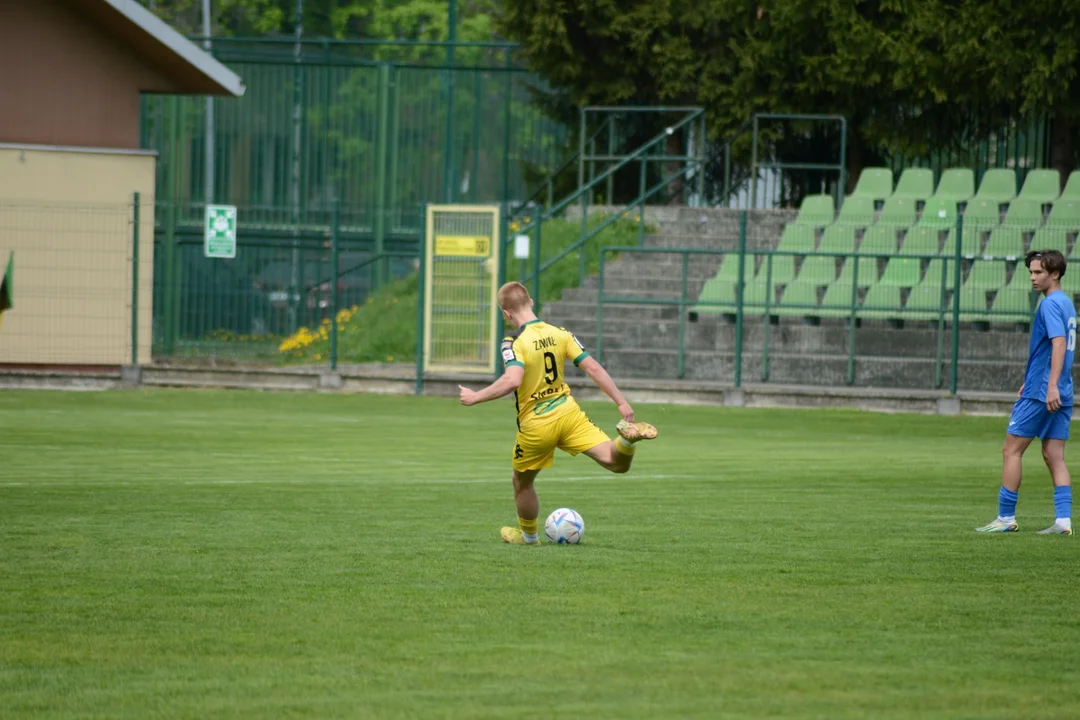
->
[459, 365, 524, 406]
[578, 356, 634, 422]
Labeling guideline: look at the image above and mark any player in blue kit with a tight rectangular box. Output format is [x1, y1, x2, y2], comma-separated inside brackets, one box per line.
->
[977, 250, 1076, 535]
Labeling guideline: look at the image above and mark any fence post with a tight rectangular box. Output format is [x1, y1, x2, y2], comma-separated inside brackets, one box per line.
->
[596, 250, 606, 365]
[606, 116, 616, 205]
[163, 95, 181, 356]
[374, 62, 391, 289]
[677, 252, 688, 378]
[637, 156, 647, 246]
[532, 218, 542, 312]
[734, 211, 747, 388]
[949, 214, 964, 394]
[846, 254, 860, 385]
[761, 252, 773, 382]
[130, 192, 140, 366]
[415, 220, 427, 396]
[329, 200, 340, 371]
[935, 253, 948, 388]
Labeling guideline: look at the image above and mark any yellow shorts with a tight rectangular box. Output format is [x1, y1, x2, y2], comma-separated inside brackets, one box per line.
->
[512, 408, 611, 472]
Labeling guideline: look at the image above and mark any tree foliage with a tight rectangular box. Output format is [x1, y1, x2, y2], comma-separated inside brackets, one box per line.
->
[495, 0, 1080, 190]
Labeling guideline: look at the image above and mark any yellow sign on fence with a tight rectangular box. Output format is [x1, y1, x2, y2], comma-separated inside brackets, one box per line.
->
[435, 235, 491, 257]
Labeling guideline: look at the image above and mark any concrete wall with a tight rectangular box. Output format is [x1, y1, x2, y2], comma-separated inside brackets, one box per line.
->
[0, 146, 156, 365]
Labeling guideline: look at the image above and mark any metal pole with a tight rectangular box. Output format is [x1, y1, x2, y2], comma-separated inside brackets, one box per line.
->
[678, 252, 688, 378]
[935, 254, 947, 388]
[696, 114, 706, 207]
[734, 211, 747, 388]
[950, 215, 964, 394]
[330, 200, 340, 372]
[387, 66, 400, 236]
[471, 70, 482, 203]
[496, 47, 511, 350]
[606, 116, 616, 205]
[762, 253, 773, 381]
[532, 219, 542, 312]
[750, 115, 759, 209]
[415, 223, 426, 396]
[130, 192, 140, 366]
[374, 63, 390, 289]
[638, 156, 647, 246]
[596, 250, 605, 364]
[723, 143, 731, 207]
[288, 0, 303, 332]
[164, 96, 180, 356]
[443, 0, 457, 202]
[202, 0, 214, 207]
[846, 256, 859, 385]
[837, 117, 848, 206]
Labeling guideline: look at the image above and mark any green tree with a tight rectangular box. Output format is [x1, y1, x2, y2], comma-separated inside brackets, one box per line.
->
[497, 0, 1080, 195]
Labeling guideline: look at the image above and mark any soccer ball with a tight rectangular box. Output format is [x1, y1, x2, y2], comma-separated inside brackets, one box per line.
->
[545, 508, 584, 544]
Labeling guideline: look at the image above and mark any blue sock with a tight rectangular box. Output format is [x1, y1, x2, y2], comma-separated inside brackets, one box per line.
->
[998, 486, 1019, 518]
[1054, 485, 1072, 521]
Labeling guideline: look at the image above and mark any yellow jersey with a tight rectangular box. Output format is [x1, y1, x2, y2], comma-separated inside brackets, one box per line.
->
[501, 319, 590, 428]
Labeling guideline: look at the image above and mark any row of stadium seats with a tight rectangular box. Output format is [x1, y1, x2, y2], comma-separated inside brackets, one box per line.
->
[692, 253, 1076, 324]
[849, 167, 1078, 205]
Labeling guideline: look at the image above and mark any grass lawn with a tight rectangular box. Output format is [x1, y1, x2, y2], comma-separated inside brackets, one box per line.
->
[1, 389, 1078, 719]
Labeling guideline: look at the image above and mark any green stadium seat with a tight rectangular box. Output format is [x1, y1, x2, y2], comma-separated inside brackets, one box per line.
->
[904, 283, 948, 321]
[775, 281, 821, 317]
[1006, 265, 1034, 291]
[859, 225, 901, 255]
[924, 259, 960, 290]
[836, 256, 877, 287]
[835, 195, 876, 226]
[777, 224, 817, 253]
[962, 197, 1002, 230]
[693, 277, 735, 314]
[936, 168, 976, 203]
[878, 258, 922, 287]
[1030, 228, 1069, 255]
[817, 281, 859, 318]
[956, 286, 991, 323]
[818, 225, 857, 254]
[899, 226, 943, 256]
[975, 168, 1017, 203]
[893, 168, 935, 201]
[941, 227, 981, 258]
[1002, 198, 1044, 230]
[918, 196, 958, 228]
[859, 284, 903, 320]
[879, 196, 918, 227]
[794, 255, 839, 286]
[1062, 171, 1080, 200]
[741, 279, 778, 314]
[763, 254, 797, 285]
[715, 254, 755, 283]
[794, 194, 836, 226]
[1061, 268, 1080, 295]
[988, 287, 1036, 322]
[1018, 169, 1061, 204]
[850, 167, 894, 202]
[983, 228, 1025, 259]
[964, 260, 1007, 290]
[1046, 200, 1080, 230]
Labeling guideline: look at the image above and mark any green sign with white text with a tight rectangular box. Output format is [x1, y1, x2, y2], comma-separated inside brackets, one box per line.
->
[205, 205, 237, 259]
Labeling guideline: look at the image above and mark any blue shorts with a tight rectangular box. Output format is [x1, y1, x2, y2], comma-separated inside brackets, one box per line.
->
[1007, 398, 1072, 440]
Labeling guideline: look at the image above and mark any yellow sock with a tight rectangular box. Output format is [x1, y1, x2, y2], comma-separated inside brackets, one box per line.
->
[615, 436, 637, 456]
[519, 517, 539, 543]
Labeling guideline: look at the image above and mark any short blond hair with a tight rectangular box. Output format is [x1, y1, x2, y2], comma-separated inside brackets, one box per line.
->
[498, 282, 532, 312]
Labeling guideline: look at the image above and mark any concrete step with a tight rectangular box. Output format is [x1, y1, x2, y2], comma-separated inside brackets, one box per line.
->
[593, 347, 1020, 392]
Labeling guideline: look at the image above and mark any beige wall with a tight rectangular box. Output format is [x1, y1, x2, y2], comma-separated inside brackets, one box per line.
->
[0, 146, 156, 366]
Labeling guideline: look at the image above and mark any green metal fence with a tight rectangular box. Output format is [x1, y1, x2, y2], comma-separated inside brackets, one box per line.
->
[144, 39, 569, 361]
[594, 211, 1053, 394]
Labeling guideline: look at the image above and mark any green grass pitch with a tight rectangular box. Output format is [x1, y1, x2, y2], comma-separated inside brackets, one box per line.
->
[1, 389, 1078, 719]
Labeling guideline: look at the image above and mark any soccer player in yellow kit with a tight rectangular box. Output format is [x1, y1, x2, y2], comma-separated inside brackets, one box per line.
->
[458, 281, 658, 544]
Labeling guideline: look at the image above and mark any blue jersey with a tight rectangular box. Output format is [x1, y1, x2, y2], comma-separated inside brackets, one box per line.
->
[1021, 290, 1076, 406]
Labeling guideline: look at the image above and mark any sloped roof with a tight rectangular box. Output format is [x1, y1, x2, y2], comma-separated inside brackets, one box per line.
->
[69, 0, 245, 96]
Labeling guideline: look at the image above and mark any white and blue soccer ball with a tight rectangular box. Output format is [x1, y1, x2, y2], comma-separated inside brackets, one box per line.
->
[545, 508, 584, 544]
